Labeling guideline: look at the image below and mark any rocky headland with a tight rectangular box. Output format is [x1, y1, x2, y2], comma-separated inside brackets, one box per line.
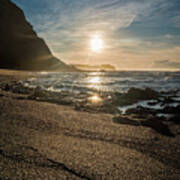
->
[0, 0, 76, 71]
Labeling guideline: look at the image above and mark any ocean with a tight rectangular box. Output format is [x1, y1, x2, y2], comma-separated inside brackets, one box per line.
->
[22, 71, 180, 116]
[24, 71, 180, 93]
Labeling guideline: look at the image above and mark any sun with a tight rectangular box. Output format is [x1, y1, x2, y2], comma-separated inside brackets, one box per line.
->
[90, 35, 103, 52]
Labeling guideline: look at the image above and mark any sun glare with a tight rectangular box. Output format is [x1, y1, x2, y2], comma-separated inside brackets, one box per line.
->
[90, 35, 103, 52]
[89, 77, 101, 84]
[88, 95, 102, 103]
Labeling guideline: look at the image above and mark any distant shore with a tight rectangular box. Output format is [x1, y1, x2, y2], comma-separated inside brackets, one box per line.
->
[0, 69, 180, 179]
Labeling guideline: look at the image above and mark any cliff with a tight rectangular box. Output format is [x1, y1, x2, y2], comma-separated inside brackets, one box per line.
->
[0, 0, 76, 71]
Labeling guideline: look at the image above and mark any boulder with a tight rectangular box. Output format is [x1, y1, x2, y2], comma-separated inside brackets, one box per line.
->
[141, 118, 175, 137]
[112, 88, 159, 106]
[125, 87, 159, 100]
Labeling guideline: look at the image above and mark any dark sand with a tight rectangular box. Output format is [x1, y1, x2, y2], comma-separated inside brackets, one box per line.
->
[0, 70, 180, 179]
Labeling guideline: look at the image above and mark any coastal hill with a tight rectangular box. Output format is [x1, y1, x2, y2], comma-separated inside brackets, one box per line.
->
[0, 0, 76, 71]
[72, 64, 116, 71]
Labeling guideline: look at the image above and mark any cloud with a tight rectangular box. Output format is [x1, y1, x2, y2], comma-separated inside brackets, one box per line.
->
[171, 15, 180, 28]
[12, 0, 180, 69]
[33, 1, 158, 52]
[164, 34, 174, 39]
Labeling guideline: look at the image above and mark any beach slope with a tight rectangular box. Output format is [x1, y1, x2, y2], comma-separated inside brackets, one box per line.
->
[0, 70, 179, 179]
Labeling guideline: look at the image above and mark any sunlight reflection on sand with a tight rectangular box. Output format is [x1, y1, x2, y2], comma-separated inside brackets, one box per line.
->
[87, 75, 103, 103]
[88, 94, 102, 103]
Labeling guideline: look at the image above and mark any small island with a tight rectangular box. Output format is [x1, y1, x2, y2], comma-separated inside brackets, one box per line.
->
[72, 64, 116, 71]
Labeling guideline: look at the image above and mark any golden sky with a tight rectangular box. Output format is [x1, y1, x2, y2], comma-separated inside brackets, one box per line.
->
[13, 0, 180, 70]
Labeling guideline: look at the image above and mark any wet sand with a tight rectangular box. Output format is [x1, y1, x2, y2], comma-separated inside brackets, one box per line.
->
[0, 70, 180, 179]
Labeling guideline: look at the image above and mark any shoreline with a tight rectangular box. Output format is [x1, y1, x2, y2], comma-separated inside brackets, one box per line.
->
[0, 70, 180, 179]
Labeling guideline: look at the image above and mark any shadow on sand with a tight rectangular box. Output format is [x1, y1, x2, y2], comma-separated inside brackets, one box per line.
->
[113, 116, 175, 137]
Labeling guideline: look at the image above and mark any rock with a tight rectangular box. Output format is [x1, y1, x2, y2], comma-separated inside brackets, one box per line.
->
[11, 83, 33, 94]
[0, 0, 77, 71]
[141, 118, 175, 137]
[32, 87, 49, 98]
[126, 106, 157, 116]
[29, 87, 60, 100]
[169, 115, 180, 125]
[161, 90, 179, 96]
[160, 106, 180, 114]
[99, 105, 117, 114]
[113, 116, 140, 126]
[161, 97, 175, 106]
[113, 115, 175, 137]
[112, 88, 159, 106]
[4, 84, 11, 91]
[126, 87, 159, 100]
[147, 101, 159, 106]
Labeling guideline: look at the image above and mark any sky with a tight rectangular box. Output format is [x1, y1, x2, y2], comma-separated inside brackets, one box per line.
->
[12, 0, 180, 70]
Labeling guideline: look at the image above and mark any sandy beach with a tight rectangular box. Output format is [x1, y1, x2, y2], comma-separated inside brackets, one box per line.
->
[0, 70, 180, 179]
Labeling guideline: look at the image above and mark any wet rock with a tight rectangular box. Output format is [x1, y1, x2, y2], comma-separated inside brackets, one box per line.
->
[160, 106, 180, 114]
[126, 87, 159, 100]
[161, 97, 175, 106]
[27, 87, 78, 106]
[126, 106, 157, 116]
[147, 101, 159, 106]
[3, 84, 11, 91]
[112, 88, 159, 106]
[161, 89, 179, 96]
[153, 137, 160, 142]
[168, 115, 180, 125]
[113, 115, 175, 137]
[12, 84, 33, 94]
[141, 118, 175, 137]
[1, 82, 33, 95]
[74, 100, 117, 114]
[98, 105, 117, 114]
[16, 96, 28, 100]
[31, 87, 49, 98]
[113, 116, 140, 126]
[59, 97, 76, 106]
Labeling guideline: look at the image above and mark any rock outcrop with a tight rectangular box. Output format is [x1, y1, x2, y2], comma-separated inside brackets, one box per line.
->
[0, 0, 76, 71]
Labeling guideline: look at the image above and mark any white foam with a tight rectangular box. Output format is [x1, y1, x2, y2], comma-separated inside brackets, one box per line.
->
[156, 113, 174, 119]
[118, 100, 163, 114]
